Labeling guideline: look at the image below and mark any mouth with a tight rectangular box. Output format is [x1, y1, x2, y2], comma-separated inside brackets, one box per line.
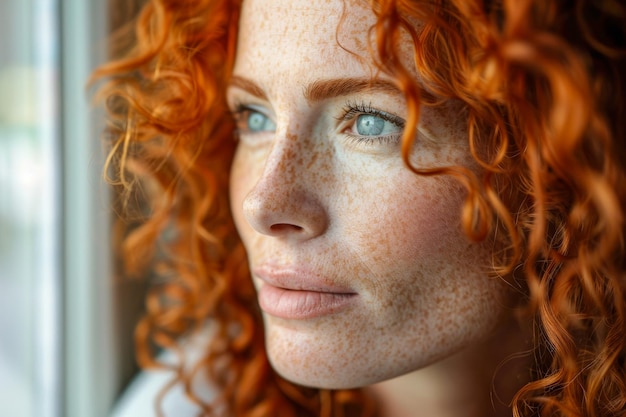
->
[254, 266, 358, 320]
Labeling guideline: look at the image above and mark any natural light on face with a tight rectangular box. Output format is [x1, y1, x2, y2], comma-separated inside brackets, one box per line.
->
[228, 0, 510, 389]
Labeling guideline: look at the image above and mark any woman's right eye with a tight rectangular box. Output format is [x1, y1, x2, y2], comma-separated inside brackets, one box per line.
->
[233, 106, 276, 134]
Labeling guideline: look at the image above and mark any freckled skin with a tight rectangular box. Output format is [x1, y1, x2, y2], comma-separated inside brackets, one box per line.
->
[228, 0, 526, 415]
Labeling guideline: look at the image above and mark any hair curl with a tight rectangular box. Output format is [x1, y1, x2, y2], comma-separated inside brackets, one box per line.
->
[93, 0, 626, 416]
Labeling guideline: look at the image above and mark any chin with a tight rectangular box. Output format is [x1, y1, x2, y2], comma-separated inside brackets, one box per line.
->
[263, 330, 378, 389]
[268, 359, 368, 390]
[263, 333, 416, 390]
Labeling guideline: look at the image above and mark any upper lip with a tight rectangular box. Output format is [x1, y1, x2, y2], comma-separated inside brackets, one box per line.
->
[253, 264, 356, 294]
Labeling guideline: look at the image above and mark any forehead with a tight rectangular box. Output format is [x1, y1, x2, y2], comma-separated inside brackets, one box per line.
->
[234, 0, 379, 79]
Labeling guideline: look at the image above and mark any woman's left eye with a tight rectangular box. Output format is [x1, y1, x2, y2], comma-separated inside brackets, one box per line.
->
[340, 104, 405, 143]
[354, 114, 400, 136]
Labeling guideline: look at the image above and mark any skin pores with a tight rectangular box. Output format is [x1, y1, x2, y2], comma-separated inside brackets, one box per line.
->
[228, 0, 512, 390]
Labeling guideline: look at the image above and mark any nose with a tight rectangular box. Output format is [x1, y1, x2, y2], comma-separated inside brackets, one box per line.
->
[242, 140, 329, 240]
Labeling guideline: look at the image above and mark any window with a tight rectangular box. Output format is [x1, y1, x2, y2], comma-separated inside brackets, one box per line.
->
[0, 1, 146, 416]
[0, 0, 62, 416]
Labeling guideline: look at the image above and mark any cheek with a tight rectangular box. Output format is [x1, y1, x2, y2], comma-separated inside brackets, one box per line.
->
[347, 173, 470, 267]
[342, 170, 502, 328]
[229, 147, 256, 238]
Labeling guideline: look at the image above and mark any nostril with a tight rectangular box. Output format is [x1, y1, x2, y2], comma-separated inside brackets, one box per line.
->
[269, 223, 304, 233]
[242, 184, 328, 238]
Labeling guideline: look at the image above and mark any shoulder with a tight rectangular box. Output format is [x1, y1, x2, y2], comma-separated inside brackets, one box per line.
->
[110, 327, 216, 417]
[109, 363, 202, 417]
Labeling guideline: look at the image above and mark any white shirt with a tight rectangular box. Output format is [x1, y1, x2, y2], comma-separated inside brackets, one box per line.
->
[110, 327, 216, 417]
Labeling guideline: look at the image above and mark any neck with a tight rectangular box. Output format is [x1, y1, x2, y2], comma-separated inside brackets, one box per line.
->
[366, 319, 531, 417]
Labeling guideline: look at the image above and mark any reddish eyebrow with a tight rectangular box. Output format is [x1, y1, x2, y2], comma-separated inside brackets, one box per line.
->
[229, 76, 268, 100]
[228, 75, 402, 102]
[304, 77, 402, 101]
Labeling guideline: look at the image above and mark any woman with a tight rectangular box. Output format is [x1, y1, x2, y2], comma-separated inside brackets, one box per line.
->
[96, 0, 626, 416]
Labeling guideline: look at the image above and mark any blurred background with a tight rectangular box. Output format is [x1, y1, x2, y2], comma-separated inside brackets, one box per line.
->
[0, 0, 146, 416]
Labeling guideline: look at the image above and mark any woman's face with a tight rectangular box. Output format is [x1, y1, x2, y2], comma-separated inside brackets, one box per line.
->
[228, 0, 509, 389]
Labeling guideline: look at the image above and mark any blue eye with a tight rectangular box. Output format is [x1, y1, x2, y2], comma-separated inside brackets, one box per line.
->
[356, 114, 387, 136]
[247, 110, 276, 132]
[232, 105, 276, 135]
[341, 103, 405, 142]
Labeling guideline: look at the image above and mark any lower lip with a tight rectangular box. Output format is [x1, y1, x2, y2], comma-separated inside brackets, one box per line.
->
[257, 284, 357, 320]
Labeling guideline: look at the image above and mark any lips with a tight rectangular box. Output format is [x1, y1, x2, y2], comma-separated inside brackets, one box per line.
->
[254, 265, 358, 320]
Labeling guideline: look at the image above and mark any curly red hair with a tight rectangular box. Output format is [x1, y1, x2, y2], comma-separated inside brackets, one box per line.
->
[93, 0, 626, 416]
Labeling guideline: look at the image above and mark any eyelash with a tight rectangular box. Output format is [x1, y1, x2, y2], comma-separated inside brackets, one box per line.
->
[231, 102, 255, 123]
[338, 100, 405, 145]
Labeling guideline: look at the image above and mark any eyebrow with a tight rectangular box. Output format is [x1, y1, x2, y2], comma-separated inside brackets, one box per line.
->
[304, 77, 402, 101]
[228, 75, 402, 102]
[229, 76, 268, 100]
